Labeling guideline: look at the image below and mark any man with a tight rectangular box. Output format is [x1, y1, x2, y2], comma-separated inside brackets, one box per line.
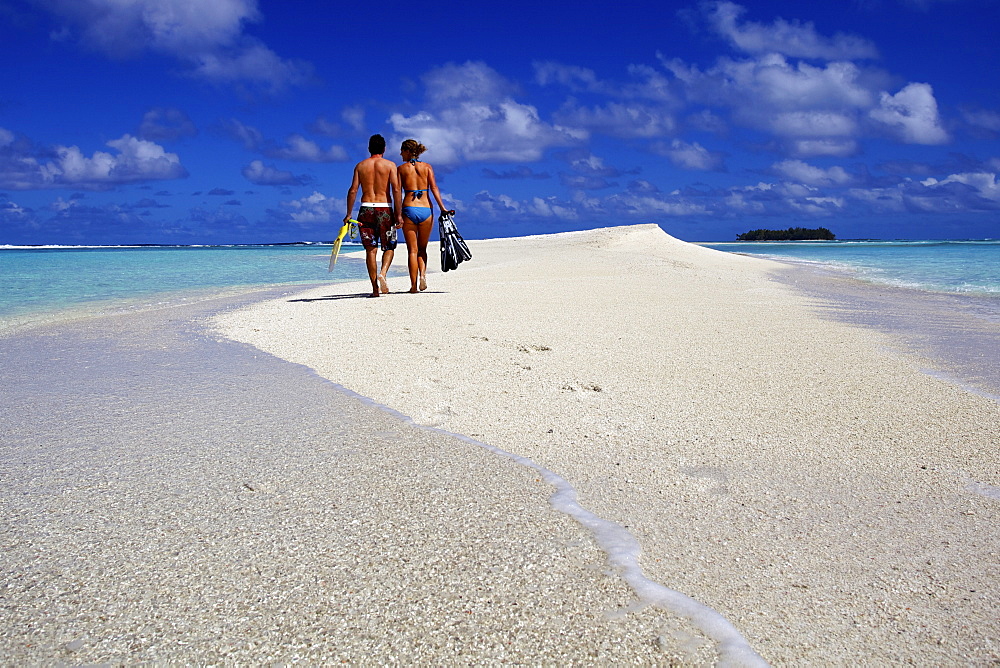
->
[345, 134, 402, 297]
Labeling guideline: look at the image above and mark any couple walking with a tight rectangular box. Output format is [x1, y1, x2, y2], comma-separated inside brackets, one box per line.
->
[344, 134, 450, 297]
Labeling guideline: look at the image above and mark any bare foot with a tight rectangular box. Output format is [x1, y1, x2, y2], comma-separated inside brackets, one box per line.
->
[408, 286, 419, 294]
[378, 275, 389, 294]
[419, 276, 427, 291]
[369, 290, 380, 298]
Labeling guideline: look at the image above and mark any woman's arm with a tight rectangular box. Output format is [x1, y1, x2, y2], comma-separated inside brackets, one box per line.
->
[426, 164, 450, 213]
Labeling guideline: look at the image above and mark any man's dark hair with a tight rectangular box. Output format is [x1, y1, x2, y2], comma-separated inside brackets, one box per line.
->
[368, 134, 386, 155]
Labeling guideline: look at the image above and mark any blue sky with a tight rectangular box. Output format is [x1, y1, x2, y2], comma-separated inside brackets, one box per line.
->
[1, 0, 999, 245]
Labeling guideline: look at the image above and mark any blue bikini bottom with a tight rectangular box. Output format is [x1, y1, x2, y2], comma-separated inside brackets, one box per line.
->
[402, 206, 432, 224]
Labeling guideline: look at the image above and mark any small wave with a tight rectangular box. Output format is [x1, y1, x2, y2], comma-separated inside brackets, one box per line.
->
[968, 481, 1000, 501]
[320, 380, 769, 666]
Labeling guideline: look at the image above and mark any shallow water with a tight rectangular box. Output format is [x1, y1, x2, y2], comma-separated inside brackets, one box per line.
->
[702, 239, 1000, 298]
[0, 244, 369, 331]
[705, 240, 1000, 397]
[775, 263, 1000, 401]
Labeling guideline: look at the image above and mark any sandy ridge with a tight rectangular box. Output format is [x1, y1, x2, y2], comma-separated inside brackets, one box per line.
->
[217, 224, 1000, 664]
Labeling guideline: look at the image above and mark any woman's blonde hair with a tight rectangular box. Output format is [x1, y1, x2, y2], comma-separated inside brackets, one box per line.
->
[400, 139, 426, 157]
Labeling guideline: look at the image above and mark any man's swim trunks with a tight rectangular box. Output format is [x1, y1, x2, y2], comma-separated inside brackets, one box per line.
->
[357, 204, 397, 251]
[403, 206, 432, 224]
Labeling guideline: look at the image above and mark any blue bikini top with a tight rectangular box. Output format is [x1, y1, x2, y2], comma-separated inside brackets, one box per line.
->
[405, 159, 427, 199]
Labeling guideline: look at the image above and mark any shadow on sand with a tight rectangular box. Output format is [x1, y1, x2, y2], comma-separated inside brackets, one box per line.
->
[288, 291, 445, 303]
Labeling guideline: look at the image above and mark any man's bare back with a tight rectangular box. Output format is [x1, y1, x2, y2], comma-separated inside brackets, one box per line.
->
[345, 155, 402, 224]
[357, 156, 396, 203]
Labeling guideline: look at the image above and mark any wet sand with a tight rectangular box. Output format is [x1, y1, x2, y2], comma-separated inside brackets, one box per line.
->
[772, 265, 1000, 401]
[1, 288, 693, 664]
[215, 224, 1000, 664]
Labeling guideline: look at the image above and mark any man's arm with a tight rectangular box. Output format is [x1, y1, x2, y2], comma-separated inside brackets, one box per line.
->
[387, 165, 403, 226]
[344, 165, 361, 224]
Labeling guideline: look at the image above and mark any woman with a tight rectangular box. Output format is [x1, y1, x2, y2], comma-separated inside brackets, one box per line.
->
[397, 139, 451, 293]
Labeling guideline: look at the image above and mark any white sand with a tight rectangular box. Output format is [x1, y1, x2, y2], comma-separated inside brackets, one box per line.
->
[216, 224, 1000, 664]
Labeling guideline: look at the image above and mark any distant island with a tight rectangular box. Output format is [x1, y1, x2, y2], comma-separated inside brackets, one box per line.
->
[736, 227, 836, 241]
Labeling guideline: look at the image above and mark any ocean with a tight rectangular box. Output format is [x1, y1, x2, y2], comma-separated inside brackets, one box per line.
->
[700, 239, 1000, 299]
[3, 236, 999, 339]
[0, 243, 368, 332]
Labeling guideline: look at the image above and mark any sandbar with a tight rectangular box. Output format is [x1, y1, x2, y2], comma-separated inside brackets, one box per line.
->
[216, 224, 1000, 664]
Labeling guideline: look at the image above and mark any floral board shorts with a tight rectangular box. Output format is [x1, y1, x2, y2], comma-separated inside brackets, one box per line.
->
[357, 205, 396, 251]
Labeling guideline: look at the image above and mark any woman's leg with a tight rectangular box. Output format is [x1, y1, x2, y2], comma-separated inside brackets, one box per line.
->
[402, 222, 421, 293]
[416, 219, 433, 290]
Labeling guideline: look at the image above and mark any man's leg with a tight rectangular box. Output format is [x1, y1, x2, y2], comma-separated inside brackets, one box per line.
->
[366, 246, 380, 297]
[378, 249, 393, 293]
[377, 213, 396, 293]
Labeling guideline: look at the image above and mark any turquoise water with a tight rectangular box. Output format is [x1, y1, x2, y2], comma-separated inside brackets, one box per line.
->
[701, 240, 1000, 298]
[4, 237, 999, 332]
[0, 243, 367, 326]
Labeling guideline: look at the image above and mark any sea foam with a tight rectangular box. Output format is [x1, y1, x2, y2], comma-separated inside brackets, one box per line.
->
[328, 380, 769, 666]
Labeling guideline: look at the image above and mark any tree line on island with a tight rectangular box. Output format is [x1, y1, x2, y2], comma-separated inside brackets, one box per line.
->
[736, 227, 836, 241]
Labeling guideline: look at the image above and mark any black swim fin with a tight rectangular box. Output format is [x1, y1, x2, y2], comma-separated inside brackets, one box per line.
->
[439, 211, 471, 272]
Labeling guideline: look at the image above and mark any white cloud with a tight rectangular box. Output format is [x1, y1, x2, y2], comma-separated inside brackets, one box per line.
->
[566, 153, 620, 177]
[279, 191, 346, 223]
[534, 61, 603, 92]
[49, 196, 78, 212]
[138, 107, 197, 141]
[263, 134, 347, 162]
[342, 106, 366, 134]
[535, 61, 679, 140]
[0, 133, 187, 190]
[660, 51, 953, 153]
[656, 139, 725, 171]
[466, 173, 878, 223]
[788, 138, 858, 158]
[557, 151, 631, 190]
[241, 160, 307, 186]
[447, 169, 1000, 227]
[389, 61, 581, 165]
[533, 5, 940, 159]
[220, 118, 264, 150]
[663, 54, 869, 155]
[466, 190, 580, 220]
[527, 196, 579, 219]
[847, 171, 1000, 214]
[607, 190, 712, 217]
[535, 60, 675, 102]
[664, 55, 875, 116]
[704, 1, 879, 60]
[1, 198, 32, 221]
[190, 41, 312, 92]
[769, 110, 857, 138]
[308, 116, 340, 138]
[36, 0, 309, 92]
[791, 195, 845, 215]
[471, 190, 526, 216]
[923, 172, 1000, 202]
[554, 102, 676, 139]
[962, 109, 1000, 133]
[219, 120, 344, 163]
[421, 61, 519, 107]
[38, 0, 256, 55]
[897, 0, 963, 9]
[869, 83, 949, 144]
[686, 109, 728, 134]
[773, 159, 852, 186]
